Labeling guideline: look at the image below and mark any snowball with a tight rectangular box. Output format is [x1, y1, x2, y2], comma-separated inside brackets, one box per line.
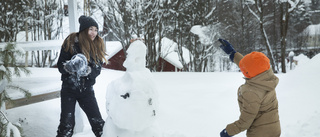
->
[64, 53, 89, 75]
[190, 25, 211, 45]
[71, 53, 88, 73]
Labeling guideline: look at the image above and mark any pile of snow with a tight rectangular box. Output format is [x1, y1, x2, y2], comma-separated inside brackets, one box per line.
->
[277, 53, 320, 137]
[303, 24, 320, 36]
[296, 53, 319, 72]
[294, 53, 310, 67]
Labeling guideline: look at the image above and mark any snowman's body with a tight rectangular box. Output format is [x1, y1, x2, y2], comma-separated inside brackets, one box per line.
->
[103, 40, 160, 137]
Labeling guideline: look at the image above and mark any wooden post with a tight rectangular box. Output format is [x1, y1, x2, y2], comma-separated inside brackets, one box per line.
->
[67, 0, 85, 133]
[25, 51, 29, 67]
[68, 0, 78, 33]
[5, 91, 60, 109]
[25, 13, 29, 67]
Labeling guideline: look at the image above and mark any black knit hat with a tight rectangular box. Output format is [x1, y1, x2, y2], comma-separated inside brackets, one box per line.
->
[78, 15, 98, 32]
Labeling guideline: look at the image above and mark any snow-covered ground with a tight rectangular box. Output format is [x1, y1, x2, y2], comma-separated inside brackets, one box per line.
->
[5, 53, 320, 137]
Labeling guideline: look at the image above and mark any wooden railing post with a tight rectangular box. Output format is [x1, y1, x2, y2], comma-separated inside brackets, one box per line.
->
[5, 90, 60, 110]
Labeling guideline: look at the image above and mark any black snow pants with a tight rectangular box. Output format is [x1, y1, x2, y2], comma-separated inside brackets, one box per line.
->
[56, 86, 105, 137]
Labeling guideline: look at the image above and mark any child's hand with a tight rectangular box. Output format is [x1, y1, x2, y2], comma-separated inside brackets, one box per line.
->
[220, 129, 232, 137]
[218, 38, 236, 62]
[218, 39, 236, 55]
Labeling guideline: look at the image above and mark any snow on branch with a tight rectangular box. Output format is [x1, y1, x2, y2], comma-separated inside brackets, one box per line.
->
[247, 5, 260, 23]
[6, 122, 21, 137]
[279, 0, 302, 13]
[288, 0, 301, 13]
[205, 7, 216, 19]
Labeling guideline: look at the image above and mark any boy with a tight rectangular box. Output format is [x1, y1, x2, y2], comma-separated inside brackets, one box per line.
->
[218, 39, 281, 137]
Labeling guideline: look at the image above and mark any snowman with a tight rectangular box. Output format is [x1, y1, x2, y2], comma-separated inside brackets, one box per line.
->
[102, 40, 160, 137]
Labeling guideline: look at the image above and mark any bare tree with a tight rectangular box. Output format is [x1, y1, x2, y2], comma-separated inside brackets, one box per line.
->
[279, 0, 303, 73]
[177, 0, 217, 72]
[91, 0, 315, 72]
[246, 0, 277, 72]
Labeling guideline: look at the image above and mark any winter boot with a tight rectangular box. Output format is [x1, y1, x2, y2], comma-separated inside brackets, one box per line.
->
[90, 118, 105, 137]
[56, 122, 74, 137]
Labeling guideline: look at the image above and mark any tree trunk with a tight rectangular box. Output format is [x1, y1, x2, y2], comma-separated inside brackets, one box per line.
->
[273, 0, 279, 72]
[280, 2, 290, 73]
[257, 0, 277, 73]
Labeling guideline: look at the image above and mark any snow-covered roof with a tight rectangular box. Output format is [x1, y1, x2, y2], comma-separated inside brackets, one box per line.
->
[303, 24, 320, 36]
[157, 37, 190, 69]
[105, 41, 123, 59]
[105, 39, 192, 69]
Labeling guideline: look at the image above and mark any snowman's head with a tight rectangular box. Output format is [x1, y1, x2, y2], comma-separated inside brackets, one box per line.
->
[123, 40, 147, 71]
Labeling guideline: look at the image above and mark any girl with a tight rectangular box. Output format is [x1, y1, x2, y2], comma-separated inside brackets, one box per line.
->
[56, 15, 107, 137]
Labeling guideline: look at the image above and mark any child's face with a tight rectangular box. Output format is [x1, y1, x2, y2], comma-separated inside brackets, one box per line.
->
[88, 26, 98, 41]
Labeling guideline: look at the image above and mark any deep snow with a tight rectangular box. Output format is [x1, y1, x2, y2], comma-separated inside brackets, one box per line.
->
[5, 53, 320, 137]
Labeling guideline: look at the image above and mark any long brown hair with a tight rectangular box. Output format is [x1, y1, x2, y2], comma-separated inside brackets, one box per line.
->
[62, 28, 107, 64]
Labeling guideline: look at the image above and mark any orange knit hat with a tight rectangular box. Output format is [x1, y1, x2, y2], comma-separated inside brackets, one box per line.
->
[239, 52, 270, 78]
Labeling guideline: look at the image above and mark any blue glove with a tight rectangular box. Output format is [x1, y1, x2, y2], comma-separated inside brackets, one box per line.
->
[218, 38, 236, 62]
[220, 129, 232, 137]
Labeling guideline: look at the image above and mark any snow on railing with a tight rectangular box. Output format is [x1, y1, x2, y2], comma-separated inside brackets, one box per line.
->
[0, 40, 63, 67]
[0, 39, 63, 51]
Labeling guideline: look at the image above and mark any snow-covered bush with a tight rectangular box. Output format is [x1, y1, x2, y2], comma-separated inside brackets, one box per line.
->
[0, 43, 31, 137]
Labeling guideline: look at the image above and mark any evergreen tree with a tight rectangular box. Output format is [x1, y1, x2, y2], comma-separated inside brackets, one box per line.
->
[0, 43, 31, 136]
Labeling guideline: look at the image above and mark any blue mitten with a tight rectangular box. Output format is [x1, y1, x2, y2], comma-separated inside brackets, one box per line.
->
[220, 129, 232, 137]
[64, 53, 91, 77]
[218, 38, 236, 62]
